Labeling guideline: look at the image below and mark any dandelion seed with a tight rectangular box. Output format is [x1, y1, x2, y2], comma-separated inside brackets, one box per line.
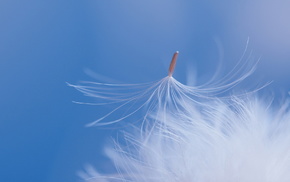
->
[70, 50, 256, 127]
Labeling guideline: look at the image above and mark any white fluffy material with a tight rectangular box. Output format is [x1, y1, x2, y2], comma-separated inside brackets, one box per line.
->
[73, 60, 290, 181]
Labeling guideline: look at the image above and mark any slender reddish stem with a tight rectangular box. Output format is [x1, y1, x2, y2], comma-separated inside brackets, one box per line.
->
[168, 51, 179, 77]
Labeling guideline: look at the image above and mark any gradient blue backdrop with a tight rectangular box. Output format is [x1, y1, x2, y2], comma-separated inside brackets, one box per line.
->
[1, 1, 290, 182]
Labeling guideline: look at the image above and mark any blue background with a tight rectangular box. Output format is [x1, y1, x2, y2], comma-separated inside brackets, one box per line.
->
[1, 1, 290, 182]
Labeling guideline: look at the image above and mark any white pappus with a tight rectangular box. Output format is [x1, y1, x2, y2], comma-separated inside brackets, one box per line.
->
[71, 50, 290, 182]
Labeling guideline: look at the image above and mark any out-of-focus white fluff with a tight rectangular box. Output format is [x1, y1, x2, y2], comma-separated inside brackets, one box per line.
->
[72, 53, 290, 182]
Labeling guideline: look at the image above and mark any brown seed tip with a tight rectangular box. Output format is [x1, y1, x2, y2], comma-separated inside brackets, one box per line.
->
[168, 51, 179, 77]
